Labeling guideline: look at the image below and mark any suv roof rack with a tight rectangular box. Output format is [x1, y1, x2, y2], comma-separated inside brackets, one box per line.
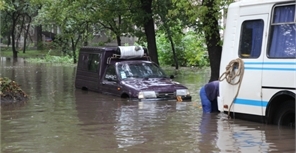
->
[107, 46, 151, 64]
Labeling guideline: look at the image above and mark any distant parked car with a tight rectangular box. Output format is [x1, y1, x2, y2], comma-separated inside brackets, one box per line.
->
[75, 46, 192, 101]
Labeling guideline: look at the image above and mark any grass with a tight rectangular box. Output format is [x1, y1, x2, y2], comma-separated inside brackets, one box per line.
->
[0, 47, 62, 58]
[0, 47, 76, 66]
[26, 54, 75, 65]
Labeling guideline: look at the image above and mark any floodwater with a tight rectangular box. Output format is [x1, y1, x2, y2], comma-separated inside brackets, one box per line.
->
[1, 57, 295, 153]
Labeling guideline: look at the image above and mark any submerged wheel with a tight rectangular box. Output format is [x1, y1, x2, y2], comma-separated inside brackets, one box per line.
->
[274, 100, 295, 128]
[121, 93, 130, 98]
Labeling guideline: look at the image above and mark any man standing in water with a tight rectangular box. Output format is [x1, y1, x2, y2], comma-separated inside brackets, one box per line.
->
[199, 81, 220, 113]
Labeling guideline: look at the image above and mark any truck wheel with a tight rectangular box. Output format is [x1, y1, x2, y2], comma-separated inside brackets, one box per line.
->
[274, 100, 295, 128]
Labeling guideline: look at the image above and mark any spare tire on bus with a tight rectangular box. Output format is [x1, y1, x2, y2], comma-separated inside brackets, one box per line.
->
[273, 100, 295, 128]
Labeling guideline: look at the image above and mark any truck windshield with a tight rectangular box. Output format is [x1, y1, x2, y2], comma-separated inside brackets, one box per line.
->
[117, 63, 167, 79]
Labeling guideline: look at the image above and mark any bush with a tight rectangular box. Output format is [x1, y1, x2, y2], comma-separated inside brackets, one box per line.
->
[0, 77, 28, 104]
[26, 50, 74, 65]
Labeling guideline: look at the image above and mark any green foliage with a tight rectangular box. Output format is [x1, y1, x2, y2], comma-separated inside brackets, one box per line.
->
[156, 31, 209, 67]
[27, 54, 74, 65]
[182, 32, 209, 67]
[1, 0, 39, 50]
[1, 0, 234, 68]
[0, 0, 9, 10]
[0, 47, 77, 65]
[33, 0, 95, 63]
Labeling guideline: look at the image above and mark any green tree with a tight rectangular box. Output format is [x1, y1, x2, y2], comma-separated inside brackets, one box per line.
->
[90, 0, 135, 46]
[175, 0, 233, 82]
[137, 0, 158, 65]
[0, 0, 6, 10]
[1, 0, 38, 58]
[200, 0, 222, 82]
[154, 0, 180, 69]
[34, 0, 94, 63]
[157, 31, 208, 67]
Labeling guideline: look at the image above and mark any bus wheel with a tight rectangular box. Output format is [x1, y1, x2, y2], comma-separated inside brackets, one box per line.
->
[274, 100, 295, 128]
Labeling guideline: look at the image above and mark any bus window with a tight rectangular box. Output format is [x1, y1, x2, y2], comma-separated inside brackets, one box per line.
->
[238, 20, 264, 58]
[268, 5, 296, 58]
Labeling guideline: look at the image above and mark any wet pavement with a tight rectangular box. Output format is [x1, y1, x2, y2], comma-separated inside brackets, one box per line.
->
[1, 57, 295, 153]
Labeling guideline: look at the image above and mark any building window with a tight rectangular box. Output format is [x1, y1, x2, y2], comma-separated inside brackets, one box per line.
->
[268, 4, 296, 58]
[238, 20, 264, 58]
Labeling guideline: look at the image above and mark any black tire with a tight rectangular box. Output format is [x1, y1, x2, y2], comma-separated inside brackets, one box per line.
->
[273, 100, 295, 128]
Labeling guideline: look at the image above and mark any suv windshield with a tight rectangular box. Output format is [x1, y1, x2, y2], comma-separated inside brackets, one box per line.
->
[117, 63, 167, 79]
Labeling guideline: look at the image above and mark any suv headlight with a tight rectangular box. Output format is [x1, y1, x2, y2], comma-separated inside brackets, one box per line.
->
[138, 91, 157, 99]
[176, 89, 190, 96]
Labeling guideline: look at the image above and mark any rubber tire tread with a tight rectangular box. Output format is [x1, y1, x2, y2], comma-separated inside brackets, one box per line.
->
[273, 100, 295, 126]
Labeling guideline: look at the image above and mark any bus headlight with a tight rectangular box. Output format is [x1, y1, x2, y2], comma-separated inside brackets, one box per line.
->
[176, 89, 190, 96]
[138, 91, 157, 99]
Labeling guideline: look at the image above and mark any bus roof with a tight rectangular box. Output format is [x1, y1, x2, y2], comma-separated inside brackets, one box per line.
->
[234, 0, 294, 6]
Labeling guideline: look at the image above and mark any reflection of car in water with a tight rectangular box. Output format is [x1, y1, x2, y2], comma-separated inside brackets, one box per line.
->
[74, 89, 179, 149]
[75, 46, 191, 101]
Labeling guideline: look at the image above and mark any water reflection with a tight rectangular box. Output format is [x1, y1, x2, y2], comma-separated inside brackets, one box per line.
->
[217, 117, 295, 152]
[199, 113, 220, 152]
[1, 58, 295, 153]
[115, 100, 178, 148]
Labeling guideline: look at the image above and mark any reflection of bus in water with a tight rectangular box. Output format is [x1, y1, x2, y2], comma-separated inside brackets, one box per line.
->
[218, 0, 295, 127]
[214, 113, 295, 152]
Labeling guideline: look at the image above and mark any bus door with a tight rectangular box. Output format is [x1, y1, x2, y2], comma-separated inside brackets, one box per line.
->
[234, 14, 268, 116]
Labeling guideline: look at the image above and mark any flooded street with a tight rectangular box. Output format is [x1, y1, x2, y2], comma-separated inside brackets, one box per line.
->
[1, 57, 295, 153]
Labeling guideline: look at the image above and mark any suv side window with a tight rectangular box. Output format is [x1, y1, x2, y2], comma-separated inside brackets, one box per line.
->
[104, 65, 117, 81]
[238, 20, 264, 58]
[268, 4, 296, 58]
[88, 54, 100, 72]
[77, 53, 88, 69]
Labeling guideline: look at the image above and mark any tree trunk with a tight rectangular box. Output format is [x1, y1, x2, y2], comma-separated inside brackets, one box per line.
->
[11, 13, 18, 59]
[116, 35, 121, 46]
[16, 15, 25, 49]
[23, 16, 32, 53]
[168, 32, 178, 70]
[36, 25, 43, 50]
[163, 19, 178, 70]
[71, 35, 81, 64]
[202, 0, 222, 82]
[71, 37, 77, 64]
[141, 0, 159, 65]
[84, 23, 88, 46]
[7, 35, 11, 47]
[117, 15, 122, 46]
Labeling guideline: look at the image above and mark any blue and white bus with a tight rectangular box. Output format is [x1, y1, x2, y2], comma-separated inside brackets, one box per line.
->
[218, 0, 295, 127]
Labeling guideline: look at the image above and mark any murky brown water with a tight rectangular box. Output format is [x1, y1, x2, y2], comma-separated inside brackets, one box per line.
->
[1, 57, 295, 153]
